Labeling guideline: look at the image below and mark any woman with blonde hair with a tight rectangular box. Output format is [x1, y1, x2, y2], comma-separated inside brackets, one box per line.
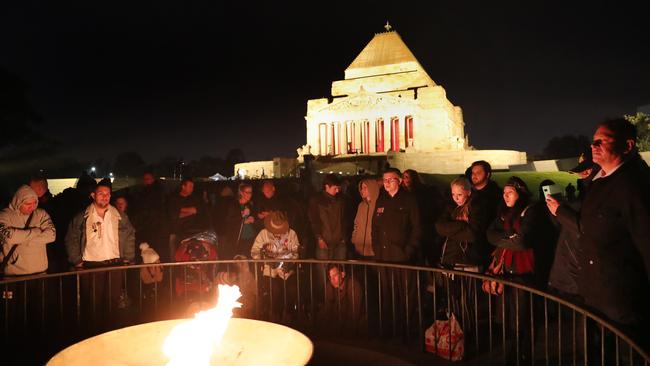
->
[435, 176, 489, 270]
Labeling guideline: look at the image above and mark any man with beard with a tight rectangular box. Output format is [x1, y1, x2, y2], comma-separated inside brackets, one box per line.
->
[65, 181, 135, 328]
[469, 160, 501, 221]
[65, 181, 135, 269]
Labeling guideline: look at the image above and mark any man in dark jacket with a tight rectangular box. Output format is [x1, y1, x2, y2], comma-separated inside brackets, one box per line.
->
[548, 119, 650, 352]
[308, 174, 349, 261]
[372, 168, 420, 263]
[546, 157, 597, 298]
[131, 171, 169, 261]
[372, 168, 420, 337]
[470, 160, 501, 223]
[167, 178, 210, 259]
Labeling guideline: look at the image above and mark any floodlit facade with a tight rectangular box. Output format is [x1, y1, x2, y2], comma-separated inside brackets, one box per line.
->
[236, 25, 527, 177]
[306, 29, 467, 156]
[302, 26, 526, 174]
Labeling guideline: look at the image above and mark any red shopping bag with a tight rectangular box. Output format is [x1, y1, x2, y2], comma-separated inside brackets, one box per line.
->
[425, 313, 464, 361]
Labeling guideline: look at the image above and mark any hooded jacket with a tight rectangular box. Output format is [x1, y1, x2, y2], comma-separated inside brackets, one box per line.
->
[351, 178, 380, 257]
[0, 185, 56, 275]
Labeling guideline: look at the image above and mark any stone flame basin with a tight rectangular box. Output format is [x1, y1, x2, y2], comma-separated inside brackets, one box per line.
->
[47, 318, 313, 366]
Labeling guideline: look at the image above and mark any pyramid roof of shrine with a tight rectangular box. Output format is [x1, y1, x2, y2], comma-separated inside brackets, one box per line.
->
[345, 31, 422, 78]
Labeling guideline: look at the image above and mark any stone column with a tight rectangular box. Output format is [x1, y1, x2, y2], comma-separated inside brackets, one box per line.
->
[318, 123, 327, 156]
[328, 123, 335, 155]
[375, 118, 385, 153]
[390, 116, 400, 152]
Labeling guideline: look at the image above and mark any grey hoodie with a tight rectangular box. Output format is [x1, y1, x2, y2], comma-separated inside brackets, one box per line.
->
[351, 178, 380, 257]
[0, 185, 56, 275]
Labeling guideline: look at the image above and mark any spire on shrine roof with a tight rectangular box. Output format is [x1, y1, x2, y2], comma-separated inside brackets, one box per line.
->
[345, 24, 421, 79]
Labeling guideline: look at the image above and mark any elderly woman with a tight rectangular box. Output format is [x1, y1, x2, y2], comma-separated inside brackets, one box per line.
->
[251, 211, 300, 322]
[435, 176, 489, 271]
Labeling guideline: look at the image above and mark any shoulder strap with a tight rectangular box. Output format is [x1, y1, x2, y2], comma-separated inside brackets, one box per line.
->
[520, 204, 533, 217]
[24, 211, 34, 229]
[0, 245, 19, 273]
[1, 211, 35, 274]
[439, 237, 449, 264]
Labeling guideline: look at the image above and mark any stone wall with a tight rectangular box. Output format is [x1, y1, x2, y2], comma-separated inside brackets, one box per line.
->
[387, 150, 527, 174]
[234, 158, 299, 179]
[233, 161, 274, 179]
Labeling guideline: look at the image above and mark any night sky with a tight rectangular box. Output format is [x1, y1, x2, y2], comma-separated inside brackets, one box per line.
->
[2, 1, 650, 163]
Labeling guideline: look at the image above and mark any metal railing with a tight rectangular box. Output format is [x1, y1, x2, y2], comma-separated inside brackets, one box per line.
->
[1, 260, 649, 365]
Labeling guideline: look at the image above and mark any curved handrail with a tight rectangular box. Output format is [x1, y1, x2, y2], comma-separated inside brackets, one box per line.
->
[2, 259, 648, 362]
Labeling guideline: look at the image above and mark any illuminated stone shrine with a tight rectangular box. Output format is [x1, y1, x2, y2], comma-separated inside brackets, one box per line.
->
[235, 24, 526, 177]
[306, 27, 466, 156]
[303, 25, 526, 174]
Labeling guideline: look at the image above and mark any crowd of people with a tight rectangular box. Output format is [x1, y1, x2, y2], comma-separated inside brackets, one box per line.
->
[1, 118, 649, 358]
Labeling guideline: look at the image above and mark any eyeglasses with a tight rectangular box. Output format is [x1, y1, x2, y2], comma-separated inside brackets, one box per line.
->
[383, 178, 398, 183]
[591, 139, 613, 147]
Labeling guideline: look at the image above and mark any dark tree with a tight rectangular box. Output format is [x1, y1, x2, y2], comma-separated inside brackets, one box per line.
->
[113, 151, 146, 178]
[542, 134, 591, 159]
[225, 148, 245, 177]
[185, 155, 227, 177]
[0, 68, 55, 159]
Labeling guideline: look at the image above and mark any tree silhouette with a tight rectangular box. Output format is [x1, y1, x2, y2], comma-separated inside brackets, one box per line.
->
[542, 134, 591, 159]
[225, 148, 245, 176]
[0, 68, 54, 159]
[113, 151, 146, 177]
[624, 112, 650, 152]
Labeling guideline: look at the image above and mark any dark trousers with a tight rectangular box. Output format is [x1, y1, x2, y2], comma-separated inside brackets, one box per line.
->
[377, 267, 416, 338]
[79, 265, 126, 334]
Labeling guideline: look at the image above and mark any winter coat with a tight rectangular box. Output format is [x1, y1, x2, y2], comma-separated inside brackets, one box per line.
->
[351, 178, 380, 257]
[435, 196, 490, 267]
[65, 204, 136, 266]
[487, 202, 556, 282]
[0, 185, 56, 275]
[577, 153, 650, 325]
[308, 192, 348, 247]
[547, 203, 582, 295]
[372, 188, 421, 263]
[474, 180, 501, 223]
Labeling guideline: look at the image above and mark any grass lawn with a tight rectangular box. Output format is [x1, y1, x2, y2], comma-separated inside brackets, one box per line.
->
[421, 171, 578, 201]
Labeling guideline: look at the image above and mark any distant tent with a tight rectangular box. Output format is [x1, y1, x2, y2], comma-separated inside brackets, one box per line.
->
[209, 173, 229, 181]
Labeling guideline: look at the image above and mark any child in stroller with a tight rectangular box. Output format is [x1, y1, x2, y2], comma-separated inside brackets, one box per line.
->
[174, 231, 218, 309]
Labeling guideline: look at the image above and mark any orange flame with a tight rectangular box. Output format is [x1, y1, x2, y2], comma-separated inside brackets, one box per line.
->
[163, 285, 242, 366]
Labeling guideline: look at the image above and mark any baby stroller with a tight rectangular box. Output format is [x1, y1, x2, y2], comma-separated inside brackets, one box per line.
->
[174, 231, 218, 303]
